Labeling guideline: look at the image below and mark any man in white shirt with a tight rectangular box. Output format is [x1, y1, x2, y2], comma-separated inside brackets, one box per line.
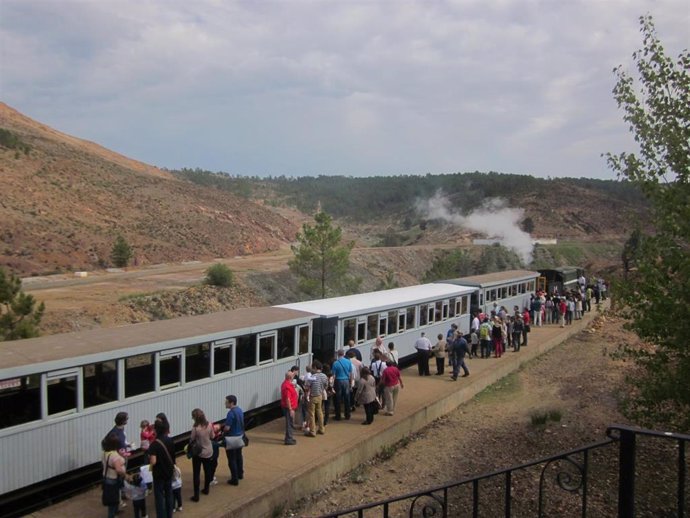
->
[414, 332, 432, 376]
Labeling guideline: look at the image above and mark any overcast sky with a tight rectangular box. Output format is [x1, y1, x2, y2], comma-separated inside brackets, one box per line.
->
[1, 1, 688, 179]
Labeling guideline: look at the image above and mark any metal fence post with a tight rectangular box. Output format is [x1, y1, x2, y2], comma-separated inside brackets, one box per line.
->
[618, 428, 636, 518]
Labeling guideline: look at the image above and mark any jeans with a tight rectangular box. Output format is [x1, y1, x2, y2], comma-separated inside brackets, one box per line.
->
[153, 478, 174, 518]
[480, 339, 491, 358]
[225, 445, 244, 483]
[192, 455, 214, 496]
[435, 356, 445, 374]
[334, 379, 351, 419]
[452, 355, 469, 378]
[283, 407, 295, 442]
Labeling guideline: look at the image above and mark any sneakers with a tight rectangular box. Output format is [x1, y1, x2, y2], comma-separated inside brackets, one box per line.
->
[210, 477, 218, 486]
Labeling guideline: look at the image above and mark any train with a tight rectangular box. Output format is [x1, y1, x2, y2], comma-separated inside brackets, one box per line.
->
[0, 269, 541, 512]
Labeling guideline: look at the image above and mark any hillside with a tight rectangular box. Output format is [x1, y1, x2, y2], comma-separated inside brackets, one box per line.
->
[0, 103, 297, 275]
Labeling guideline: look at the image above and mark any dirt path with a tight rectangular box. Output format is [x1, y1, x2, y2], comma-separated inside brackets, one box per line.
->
[282, 315, 665, 517]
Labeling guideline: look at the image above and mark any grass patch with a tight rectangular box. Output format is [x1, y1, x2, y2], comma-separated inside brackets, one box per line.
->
[347, 465, 369, 484]
[530, 408, 564, 426]
[118, 290, 168, 302]
[474, 372, 522, 403]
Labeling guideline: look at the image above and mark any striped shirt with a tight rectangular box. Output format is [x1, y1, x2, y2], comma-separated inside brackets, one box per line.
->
[306, 372, 328, 397]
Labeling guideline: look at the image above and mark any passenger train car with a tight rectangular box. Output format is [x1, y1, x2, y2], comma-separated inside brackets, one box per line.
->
[442, 270, 541, 317]
[0, 271, 553, 511]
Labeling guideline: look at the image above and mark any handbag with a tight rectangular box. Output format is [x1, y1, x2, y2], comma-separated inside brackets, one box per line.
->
[101, 453, 121, 507]
[224, 435, 244, 450]
[187, 437, 202, 458]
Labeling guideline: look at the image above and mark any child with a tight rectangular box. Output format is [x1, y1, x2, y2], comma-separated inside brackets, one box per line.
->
[470, 331, 479, 358]
[123, 472, 148, 518]
[171, 465, 182, 512]
[139, 420, 155, 451]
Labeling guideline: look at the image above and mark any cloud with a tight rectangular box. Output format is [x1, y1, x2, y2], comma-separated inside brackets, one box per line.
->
[1, 0, 688, 178]
[416, 191, 534, 264]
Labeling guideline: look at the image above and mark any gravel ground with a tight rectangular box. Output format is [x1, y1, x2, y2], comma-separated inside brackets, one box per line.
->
[283, 314, 684, 517]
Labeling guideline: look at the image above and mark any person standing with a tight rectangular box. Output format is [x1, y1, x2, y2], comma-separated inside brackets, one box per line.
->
[304, 361, 328, 437]
[189, 409, 215, 502]
[379, 360, 404, 416]
[387, 342, 399, 365]
[223, 395, 245, 486]
[492, 317, 504, 358]
[450, 333, 470, 380]
[101, 433, 127, 518]
[346, 339, 362, 362]
[280, 371, 298, 445]
[148, 419, 175, 518]
[479, 318, 492, 358]
[355, 367, 378, 425]
[331, 349, 353, 421]
[414, 332, 432, 376]
[512, 317, 524, 352]
[432, 333, 447, 375]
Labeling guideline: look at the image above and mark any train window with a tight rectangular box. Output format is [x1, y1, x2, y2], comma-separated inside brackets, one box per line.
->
[298, 325, 309, 355]
[489, 289, 497, 301]
[406, 306, 416, 329]
[419, 304, 428, 326]
[236, 334, 257, 370]
[186, 343, 211, 383]
[448, 298, 456, 318]
[367, 314, 378, 341]
[479, 292, 484, 306]
[455, 298, 462, 315]
[125, 354, 155, 398]
[442, 301, 449, 320]
[398, 312, 405, 333]
[343, 319, 356, 345]
[357, 322, 366, 343]
[510, 284, 517, 296]
[160, 351, 181, 389]
[501, 287, 507, 299]
[259, 335, 275, 364]
[278, 326, 296, 359]
[435, 301, 443, 321]
[84, 360, 118, 408]
[428, 304, 436, 324]
[461, 296, 469, 315]
[520, 283, 526, 294]
[529, 281, 535, 292]
[0, 375, 40, 429]
[213, 342, 232, 375]
[387, 311, 397, 335]
[47, 371, 78, 416]
[378, 316, 387, 337]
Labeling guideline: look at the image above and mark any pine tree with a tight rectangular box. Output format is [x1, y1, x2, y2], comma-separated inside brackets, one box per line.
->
[110, 235, 133, 268]
[0, 267, 45, 340]
[289, 211, 358, 298]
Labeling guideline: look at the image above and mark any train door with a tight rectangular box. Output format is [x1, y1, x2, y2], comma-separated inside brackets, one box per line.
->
[311, 317, 337, 365]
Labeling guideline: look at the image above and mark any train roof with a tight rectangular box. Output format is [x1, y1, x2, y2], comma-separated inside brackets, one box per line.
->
[277, 283, 475, 318]
[441, 269, 540, 288]
[0, 306, 313, 374]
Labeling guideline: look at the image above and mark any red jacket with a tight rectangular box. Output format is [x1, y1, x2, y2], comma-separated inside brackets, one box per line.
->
[281, 379, 298, 410]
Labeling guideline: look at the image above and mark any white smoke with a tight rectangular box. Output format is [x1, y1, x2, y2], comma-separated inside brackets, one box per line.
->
[416, 190, 534, 264]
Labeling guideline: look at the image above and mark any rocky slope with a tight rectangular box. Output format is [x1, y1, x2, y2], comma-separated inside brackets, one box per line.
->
[0, 103, 297, 275]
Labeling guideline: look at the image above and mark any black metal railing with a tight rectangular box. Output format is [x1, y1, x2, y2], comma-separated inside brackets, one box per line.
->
[318, 425, 689, 518]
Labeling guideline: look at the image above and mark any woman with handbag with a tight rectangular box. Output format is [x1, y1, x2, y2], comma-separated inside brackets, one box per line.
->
[102, 433, 127, 518]
[189, 408, 215, 502]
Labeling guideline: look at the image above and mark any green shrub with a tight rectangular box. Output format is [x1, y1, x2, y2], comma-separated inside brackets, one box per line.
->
[205, 263, 234, 287]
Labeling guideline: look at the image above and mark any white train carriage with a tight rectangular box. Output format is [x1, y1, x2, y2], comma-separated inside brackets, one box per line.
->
[0, 307, 313, 496]
[442, 270, 540, 318]
[278, 283, 476, 364]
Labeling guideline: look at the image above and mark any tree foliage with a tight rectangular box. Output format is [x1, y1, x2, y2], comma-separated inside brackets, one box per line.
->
[110, 235, 133, 268]
[423, 249, 474, 282]
[289, 212, 358, 298]
[205, 263, 235, 287]
[0, 267, 45, 340]
[605, 15, 690, 431]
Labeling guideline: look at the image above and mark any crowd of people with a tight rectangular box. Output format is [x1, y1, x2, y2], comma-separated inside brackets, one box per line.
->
[101, 277, 605, 518]
[101, 398, 244, 518]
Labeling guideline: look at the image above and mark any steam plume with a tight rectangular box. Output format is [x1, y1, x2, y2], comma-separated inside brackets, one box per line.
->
[416, 191, 534, 264]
